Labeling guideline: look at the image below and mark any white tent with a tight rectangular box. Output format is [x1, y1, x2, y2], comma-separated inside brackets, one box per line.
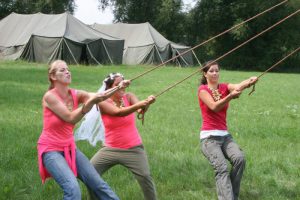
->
[92, 22, 200, 66]
[0, 12, 124, 64]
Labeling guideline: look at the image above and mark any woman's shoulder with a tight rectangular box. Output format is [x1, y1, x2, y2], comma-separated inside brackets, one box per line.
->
[198, 84, 208, 91]
[43, 89, 59, 105]
[219, 83, 229, 92]
[43, 89, 55, 99]
[124, 92, 137, 99]
[219, 83, 229, 87]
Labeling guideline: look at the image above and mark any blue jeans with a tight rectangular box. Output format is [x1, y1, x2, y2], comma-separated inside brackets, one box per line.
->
[43, 149, 119, 200]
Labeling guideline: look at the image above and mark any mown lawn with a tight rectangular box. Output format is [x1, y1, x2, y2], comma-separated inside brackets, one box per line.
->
[0, 60, 299, 200]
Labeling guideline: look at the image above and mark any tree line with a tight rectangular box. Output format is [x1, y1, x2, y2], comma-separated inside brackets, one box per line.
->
[1, 0, 299, 71]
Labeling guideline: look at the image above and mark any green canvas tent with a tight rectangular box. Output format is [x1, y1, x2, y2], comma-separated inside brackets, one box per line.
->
[91, 22, 200, 66]
[0, 12, 124, 64]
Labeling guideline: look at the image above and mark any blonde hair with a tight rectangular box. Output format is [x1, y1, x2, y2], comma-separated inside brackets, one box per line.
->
[48, 60, 67, 90]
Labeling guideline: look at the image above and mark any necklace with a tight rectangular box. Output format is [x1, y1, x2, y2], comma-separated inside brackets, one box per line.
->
[209, 87, 222, 102]
[112, 98, 125, 108]
[65, 101, 73, 111]
[54, 88, 73, 111]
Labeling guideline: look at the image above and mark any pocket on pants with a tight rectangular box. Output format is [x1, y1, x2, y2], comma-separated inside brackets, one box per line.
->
[201, 139, 222, 169]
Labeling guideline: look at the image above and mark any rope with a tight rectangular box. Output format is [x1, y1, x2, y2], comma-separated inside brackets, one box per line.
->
[248, 46, 300, 95]
[155, 9, 300, 98]
[129, 0, 288, 82]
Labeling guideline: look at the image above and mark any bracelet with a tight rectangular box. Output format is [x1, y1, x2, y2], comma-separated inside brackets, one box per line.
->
[81, 104, 87, 115]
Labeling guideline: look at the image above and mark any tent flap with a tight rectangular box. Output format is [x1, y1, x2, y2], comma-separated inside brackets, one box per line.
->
[92, 22, 199, 66]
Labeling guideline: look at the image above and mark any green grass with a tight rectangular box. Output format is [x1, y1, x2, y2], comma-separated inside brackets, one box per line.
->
[0, 60, 299, 200]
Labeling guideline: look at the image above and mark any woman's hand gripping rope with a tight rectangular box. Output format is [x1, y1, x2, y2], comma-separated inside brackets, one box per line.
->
[137, 95, 156, 125]
[247, 77, 259, 95]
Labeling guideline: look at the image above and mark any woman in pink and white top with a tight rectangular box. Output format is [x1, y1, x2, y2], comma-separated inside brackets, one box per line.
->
[89, 73, 157, 200]
[37, 60, 129, 200]
[198, 61, 257, 200]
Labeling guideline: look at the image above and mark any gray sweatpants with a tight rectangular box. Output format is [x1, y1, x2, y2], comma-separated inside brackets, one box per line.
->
[90, 145, 157, 200]
[201, 135, 245, 200]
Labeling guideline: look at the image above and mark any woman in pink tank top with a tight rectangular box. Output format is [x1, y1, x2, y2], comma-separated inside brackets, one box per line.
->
[37, 60, 129, 200]
[89, 73, 157, 200]
[198, 61, 258, 200]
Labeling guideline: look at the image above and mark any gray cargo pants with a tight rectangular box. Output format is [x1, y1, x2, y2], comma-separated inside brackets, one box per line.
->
[89, 145, 157, 200]
[201, 135, 245, 200]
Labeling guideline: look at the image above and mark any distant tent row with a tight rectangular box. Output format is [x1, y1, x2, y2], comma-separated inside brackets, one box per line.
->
[0, 12, 124, 64]
[91, 23, 200, 66]
[0, 13, 199, 66]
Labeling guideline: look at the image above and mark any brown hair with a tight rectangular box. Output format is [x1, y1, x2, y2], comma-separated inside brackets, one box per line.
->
[48, 60, 67, 90]
[200, 60, 219, 85]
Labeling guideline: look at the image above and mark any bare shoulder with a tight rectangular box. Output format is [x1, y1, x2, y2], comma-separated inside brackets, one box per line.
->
[43, 90, 55, 101]
[43, 90, 59, 106]
[126, 92, 136, 98]
[125, 92, 139, 104]
[198, 89, 209, 97]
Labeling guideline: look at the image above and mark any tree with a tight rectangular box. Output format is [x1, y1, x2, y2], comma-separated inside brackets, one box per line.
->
[98, 0, 162, 23]
[155, 0, 187, 42]
[97, 0, 187, 43]
[0, 0, 76, 20]
[189, 0, 300, 71]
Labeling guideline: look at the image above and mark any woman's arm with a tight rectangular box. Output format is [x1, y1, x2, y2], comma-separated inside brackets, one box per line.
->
[127, 93, 156, 114]
[228, 76, 258, 92]
[77, 80, 131, 104]
[44, 90, 112, 124]
[44, 80, 130, 124]
[99, 93, 155, 117]
[199, 89, 241, 112]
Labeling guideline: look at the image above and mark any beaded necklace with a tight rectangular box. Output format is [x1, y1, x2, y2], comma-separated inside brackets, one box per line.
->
[209, 86, 222, 102]
[65, 101, 73, 111]
[112, 98, 125, 108]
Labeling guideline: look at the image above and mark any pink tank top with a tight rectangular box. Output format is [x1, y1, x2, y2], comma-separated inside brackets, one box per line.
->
[102, 95, 142, 149]
[37, 88, 78, 183]
[198, 83, 229, 131]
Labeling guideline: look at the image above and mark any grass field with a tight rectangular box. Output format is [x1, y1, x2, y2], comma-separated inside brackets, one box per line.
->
[0, 60, 299, 200]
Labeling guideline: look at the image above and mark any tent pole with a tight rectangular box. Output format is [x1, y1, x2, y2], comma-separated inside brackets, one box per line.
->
[176, 49, 189, 66]
[63, 38, 79, 65]
[48, 38, 64, 64]
[101, 40, 113, 64]
[140, 45, 155, 64]
[154, 45, 164, 64]
[86, 44, 103, 66]
[192, 50, 201, 66]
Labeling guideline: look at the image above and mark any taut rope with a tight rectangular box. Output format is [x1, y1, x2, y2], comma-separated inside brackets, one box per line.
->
[130, 0, 288, 82]
[154, 9, 300, 98]
[248, 46, 300, 95]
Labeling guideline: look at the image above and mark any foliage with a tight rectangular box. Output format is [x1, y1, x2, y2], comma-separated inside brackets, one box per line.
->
[96, 0, 299, 71]
[0, 61, 300, 199]
[97, 0, 162, 23]
[0, 0, 76, 19]
[189, 0, 300, 71]
[97, 0, 188, 43]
